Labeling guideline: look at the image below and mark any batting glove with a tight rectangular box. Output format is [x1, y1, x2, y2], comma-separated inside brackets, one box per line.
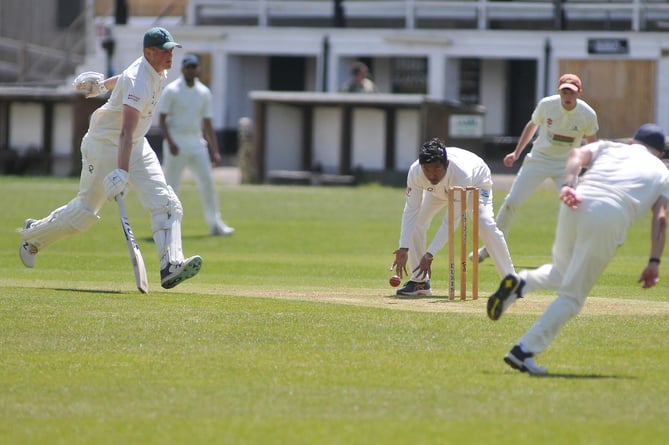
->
[103, 169, 129, 201]
[72, 71, 108, 98]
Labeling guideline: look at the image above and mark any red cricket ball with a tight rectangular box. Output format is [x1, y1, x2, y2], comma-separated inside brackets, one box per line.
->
[389, 275, 401, 287]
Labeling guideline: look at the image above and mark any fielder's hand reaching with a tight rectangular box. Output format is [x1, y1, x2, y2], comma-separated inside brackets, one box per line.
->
[638, 262, 660, 288]
[412, 253, 433, 280]
[560, 185, 581, 209]
[391, 248, 409, 278]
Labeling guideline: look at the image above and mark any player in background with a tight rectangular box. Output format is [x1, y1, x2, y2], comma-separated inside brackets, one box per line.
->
[390, 138, 515, 297]
[159, 54, 235, 236]
[487, 124, 669, 375]
[472, 74, 599, 263]
[19, 27, 202, 289]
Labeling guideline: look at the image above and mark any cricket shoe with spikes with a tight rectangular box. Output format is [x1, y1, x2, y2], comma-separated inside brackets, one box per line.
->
[504, 344, 548, 376]
[487, 273, 525, 321]
[396, 280, 431, 297]
[19, 218, 38, 268]
[160, 255, 203, 289]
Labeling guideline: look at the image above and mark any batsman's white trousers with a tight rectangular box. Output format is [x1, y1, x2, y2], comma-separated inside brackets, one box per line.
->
[408, 188, 515, 281]
[518, 199, 623, 354]
[162, 138, 222, 230]
[23, 133, 175, 252]
[79, 134, 173, 214]
[495, 152, 566, 235]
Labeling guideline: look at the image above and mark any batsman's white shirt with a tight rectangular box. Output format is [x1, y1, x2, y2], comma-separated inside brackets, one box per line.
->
[88, 56, 165, 146]
[399, 147, 514, 280]
[519, 140, 669, 354]
[79, 55, 169, 214]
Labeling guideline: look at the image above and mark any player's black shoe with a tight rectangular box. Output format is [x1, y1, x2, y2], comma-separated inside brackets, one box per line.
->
[396, 280, 431, 297]
[161, 255, 202, 289]
[487, 273, 525, 321]
[504, 344, 547, 375]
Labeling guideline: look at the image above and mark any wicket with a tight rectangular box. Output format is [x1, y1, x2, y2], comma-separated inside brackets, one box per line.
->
[447, 186, 479, 300]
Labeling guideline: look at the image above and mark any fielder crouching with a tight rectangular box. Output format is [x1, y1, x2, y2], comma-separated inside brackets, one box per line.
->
[391, 138, 516, 297]
[18, 27, 202, 290]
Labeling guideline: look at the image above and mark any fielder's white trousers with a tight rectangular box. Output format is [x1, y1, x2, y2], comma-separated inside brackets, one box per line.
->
[162, 139, 222, 230]
[495, 152, 565, 235]
[518, 199, 623, 354]
[408, 188, 515, 281]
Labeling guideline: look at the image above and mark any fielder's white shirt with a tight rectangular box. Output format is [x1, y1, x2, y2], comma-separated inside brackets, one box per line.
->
[530, 95, 599, 160]
[159, 77, 213, 152]
[399, 147, 493, 248]
[88, 56, 166, 146]
[578, 140, 669, 231]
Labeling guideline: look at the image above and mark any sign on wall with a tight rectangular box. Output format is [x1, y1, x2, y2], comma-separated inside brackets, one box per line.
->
[449, 115, 484, 138]
[587, 39, 628, 55]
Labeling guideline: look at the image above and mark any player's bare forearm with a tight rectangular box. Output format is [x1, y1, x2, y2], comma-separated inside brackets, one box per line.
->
[504, 121, 536, 167]
[639, 197, 668, 288]
[203, 118, 221, 165]
[103, 75, 120, 91]
[563, 147, 591, 186]
[118, 106, 140, 171]
[650, 196, 668, 260]
[159, 114, 179, 156]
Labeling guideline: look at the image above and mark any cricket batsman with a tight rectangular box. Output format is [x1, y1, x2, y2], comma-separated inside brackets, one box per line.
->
[18, 27, 202, 290]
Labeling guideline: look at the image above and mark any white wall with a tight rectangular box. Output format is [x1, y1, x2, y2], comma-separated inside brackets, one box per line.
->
[78, 24, 669, 139]
[479, 59, 507, 136]
[9, 103, 43, 153]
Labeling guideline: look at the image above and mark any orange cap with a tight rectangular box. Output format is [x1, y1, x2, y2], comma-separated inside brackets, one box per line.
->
[558, 73, 582, 91]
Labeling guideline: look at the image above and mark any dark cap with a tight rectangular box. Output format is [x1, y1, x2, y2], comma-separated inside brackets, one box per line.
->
[182, 54, 200, 68]
[143, 27, 181, 50]
[633, 123, 667, 153]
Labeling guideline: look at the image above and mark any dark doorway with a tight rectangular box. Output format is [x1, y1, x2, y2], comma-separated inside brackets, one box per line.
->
[269, 56, 306, 91]
[506, 60, 537, 135]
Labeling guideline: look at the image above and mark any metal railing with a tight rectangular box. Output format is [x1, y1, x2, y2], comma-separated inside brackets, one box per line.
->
[187, 0, 669, 31]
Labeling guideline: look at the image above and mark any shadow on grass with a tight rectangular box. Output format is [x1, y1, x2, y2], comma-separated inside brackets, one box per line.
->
[140, 235, 232, 243]
[385, 295, 479, 301]
[53, 288, 123, 295]
[484, 370, 635, 380]
[535, 373, 636, 380]
[387, 294, 433, 300]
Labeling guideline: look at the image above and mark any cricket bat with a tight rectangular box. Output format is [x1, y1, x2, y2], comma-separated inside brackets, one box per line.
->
[116, 195, 149, 293]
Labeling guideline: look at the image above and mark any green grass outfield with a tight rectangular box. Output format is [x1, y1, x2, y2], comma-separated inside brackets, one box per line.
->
[2, 175, 668, 445]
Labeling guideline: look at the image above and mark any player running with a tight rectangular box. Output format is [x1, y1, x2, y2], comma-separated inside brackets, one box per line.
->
[487, 124, 669, 375]
[18, 27, 202, 289]
[472, 74, 599, 263]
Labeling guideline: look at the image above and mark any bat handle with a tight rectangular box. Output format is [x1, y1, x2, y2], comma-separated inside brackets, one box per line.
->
[116, 194, 127, 216]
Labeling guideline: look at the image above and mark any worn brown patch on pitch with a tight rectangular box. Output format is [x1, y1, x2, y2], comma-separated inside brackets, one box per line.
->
[196, 286, 669, 316]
